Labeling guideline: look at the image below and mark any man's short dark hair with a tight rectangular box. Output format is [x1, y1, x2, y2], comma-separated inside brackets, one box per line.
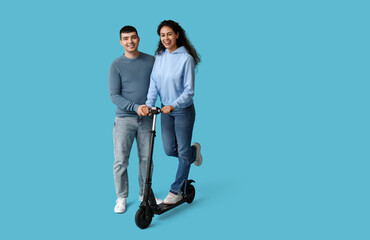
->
[120, 26, 138, 39]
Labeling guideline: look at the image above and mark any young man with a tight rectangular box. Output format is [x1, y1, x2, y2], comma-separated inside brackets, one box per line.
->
[108, 26, 161, 213]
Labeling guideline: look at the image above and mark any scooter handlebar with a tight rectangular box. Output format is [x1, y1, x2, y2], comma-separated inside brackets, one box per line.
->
[149, 107, 161, 115]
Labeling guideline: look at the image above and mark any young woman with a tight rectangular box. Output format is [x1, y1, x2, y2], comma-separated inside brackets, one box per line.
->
[145, 20, 203, 204]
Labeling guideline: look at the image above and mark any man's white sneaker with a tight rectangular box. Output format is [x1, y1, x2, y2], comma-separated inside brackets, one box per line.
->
[114, 198, 126, 213]
[193, 142, 203, 166]
[163, 192, 183, 204]
[139, 195, 163, 205]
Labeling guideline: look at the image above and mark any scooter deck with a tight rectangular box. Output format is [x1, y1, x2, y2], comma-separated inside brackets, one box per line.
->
[154, 198, 188, 215]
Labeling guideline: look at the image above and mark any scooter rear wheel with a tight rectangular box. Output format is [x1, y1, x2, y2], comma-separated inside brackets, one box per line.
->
[186, 184, 196, 203]
[135, 207, 152, 229]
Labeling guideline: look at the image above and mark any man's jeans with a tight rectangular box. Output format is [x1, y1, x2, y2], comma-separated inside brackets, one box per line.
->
[161, 104, 196, 194]
[113, 116, 152, 199]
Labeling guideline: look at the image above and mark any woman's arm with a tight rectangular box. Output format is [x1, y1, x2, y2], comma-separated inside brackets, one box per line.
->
[145, 61, 159, 107]
[170, 56, 195, 109]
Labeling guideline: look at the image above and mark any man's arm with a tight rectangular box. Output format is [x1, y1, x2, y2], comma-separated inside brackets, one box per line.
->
[108, 63, 140, 112]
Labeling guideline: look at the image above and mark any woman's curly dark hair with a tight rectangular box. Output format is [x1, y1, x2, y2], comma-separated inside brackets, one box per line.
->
[155, 20, 200, 67]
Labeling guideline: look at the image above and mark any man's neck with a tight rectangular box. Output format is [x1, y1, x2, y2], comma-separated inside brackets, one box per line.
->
[124, 51, 140, 59]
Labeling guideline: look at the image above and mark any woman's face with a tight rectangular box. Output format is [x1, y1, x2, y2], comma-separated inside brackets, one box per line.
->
[160, 26, 179, 53]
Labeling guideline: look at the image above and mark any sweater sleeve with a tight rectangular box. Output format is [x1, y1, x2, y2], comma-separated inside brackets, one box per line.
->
[145, 60, 159, 107]
[108, 63, 140, 112]
[171, 56, 195, 109]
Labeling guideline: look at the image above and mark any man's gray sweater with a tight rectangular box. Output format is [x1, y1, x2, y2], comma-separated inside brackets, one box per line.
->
[108, 52, 154, 117]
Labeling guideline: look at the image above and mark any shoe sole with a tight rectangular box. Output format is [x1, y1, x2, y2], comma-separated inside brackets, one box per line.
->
[164, 198, 183, 205]
[193, 143, 203, 166]
[114, 210, 126, 214]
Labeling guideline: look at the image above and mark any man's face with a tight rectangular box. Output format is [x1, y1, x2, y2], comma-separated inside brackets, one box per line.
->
[120, 32, 140, 53]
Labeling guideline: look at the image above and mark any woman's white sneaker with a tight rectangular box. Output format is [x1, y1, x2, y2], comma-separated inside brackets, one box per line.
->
[164, 192, 183, 204]
[114, 198, 126, 213]
[193, 142, 203, 166]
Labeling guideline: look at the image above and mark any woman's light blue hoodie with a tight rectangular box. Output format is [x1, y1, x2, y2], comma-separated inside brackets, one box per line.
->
[146, 46, 195, 109]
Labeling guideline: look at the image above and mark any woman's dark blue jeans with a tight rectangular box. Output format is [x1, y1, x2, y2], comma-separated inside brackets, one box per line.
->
[161, 104, 196, 194]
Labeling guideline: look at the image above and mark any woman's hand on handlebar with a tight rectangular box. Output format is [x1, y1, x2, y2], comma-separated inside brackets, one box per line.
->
[161, 105, 174, 114]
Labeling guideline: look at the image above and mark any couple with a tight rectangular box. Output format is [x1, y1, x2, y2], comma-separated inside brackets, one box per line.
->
[108, 20, 203, 214]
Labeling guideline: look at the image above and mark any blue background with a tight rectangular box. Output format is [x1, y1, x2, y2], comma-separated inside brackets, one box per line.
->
[1, 0, 369, 239]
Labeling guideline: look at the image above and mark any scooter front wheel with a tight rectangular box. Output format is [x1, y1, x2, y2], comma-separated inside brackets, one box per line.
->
[135, 207, 153, 229]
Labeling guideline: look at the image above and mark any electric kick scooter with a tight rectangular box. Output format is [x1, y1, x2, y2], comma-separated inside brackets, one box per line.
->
[135, 107, 196, 229]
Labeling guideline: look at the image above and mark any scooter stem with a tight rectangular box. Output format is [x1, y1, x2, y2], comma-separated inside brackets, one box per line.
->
[142, 107, 161, 203]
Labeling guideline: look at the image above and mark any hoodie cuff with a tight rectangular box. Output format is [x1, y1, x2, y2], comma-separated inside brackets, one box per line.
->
[171, 102, 179, 110]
